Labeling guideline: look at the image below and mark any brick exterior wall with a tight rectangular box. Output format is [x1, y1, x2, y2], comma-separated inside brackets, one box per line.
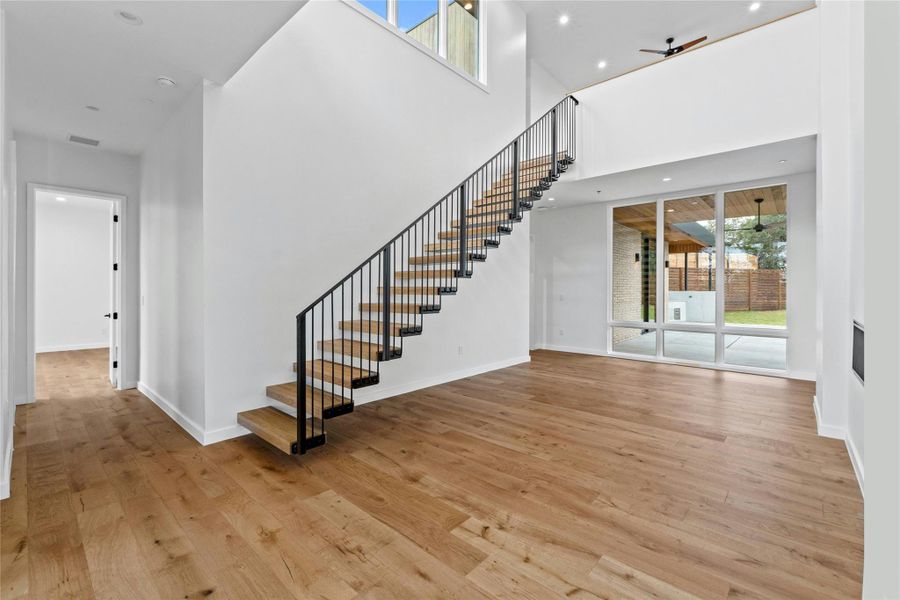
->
[612, 224, 643, 343]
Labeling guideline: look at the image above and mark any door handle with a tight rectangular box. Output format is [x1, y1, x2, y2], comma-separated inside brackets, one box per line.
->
[104, 314, 111, 318]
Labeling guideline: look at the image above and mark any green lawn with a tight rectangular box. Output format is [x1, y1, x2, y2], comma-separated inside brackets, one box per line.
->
[725, 310, 786, 327]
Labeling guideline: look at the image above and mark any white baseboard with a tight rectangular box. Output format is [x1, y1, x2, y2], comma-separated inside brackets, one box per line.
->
[204, 423, 251, 445]
[138, 381, 206, 445]
[812, 395, 846, 439]
[354, 354, 532, 406]
[137, 381, 249, 446]
[36, 342, 108, 353]
[1, 431, 12, 500]
[119, 380, 138, 390]
[845, 432, 864, 496]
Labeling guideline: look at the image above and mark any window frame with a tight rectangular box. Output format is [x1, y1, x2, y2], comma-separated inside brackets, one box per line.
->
[606, 181, 791, 375]
[343, 0, 487, 91]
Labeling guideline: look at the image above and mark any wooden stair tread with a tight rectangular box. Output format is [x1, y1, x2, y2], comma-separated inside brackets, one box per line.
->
[339, 320, 419, 336]
[394, 268, 463, 279]
[266, 381, 353, 418]
[409, 253, 485, 264]
[318, 338, 400, 360]
[438, 226, 509, 240]
[451, 215, 516, 227]
[237, 407, 322, 454]
[293, 359, 378, 388]
[378, 285, 454, 295]
[359, 302, 438, 314]
[423, 239, 493, 252]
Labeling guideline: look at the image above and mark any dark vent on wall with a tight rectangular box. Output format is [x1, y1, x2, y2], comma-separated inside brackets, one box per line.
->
[68, 134, 100, 147]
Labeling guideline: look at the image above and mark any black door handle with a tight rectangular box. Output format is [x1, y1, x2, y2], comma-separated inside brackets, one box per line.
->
[104, 314, 111, 318]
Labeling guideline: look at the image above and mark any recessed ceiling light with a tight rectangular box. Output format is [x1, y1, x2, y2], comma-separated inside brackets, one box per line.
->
[749, 2, 761, 12]
[548, 197, 555, 202]
[55, 196, 67, 202]
[464, 2, 472, 10]
[115, 10, 143, 25]
[559, 14, 570, 25]
[597, 60, 607, 70]
[662, 177, 672, 182]
[156, 76, 177, 88]
[85, 105, 100, 112]
[778, 159, 787, 164]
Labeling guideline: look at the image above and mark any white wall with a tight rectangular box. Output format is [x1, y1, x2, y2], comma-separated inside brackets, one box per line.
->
[527, 58, 567, 123]
[531, 172, 817, 380]
[138, 84, 206, 438]
[35, 194, 110, 352]
[570, 9, 818, 180]
[13, 134, 140, 392]
[200, 0, 529, 434]
[845, 1, 865, 487]
[0, 7, 16, 500]
[863, 1, 900, 596]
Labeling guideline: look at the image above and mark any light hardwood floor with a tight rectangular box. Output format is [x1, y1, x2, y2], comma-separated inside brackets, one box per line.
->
[1, 349, 862, 599]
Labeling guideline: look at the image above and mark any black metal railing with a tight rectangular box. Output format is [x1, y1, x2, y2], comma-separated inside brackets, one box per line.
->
[295, 95, 578, 453]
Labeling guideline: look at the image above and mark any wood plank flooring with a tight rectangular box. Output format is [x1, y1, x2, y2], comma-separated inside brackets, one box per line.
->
[1, 348, 863, 599]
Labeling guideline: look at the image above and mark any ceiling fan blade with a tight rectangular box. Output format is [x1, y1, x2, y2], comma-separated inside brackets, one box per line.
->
[678, 36, 708, 51]
[639, 49, 667, 55]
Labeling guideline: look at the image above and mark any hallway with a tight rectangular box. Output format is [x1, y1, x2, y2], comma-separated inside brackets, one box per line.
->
[1, 349, 863, 599]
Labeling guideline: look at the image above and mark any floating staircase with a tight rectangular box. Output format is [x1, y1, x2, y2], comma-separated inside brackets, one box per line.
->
[238, 96, 579, 454]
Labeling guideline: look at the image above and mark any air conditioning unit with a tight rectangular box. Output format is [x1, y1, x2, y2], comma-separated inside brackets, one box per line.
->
[669, 301, 687, 322]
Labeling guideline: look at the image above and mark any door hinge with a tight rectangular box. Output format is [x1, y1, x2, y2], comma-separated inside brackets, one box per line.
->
[113, 312, 118, 320]
[113, 215, 119, 223]
[113, 263, 118, 271]
[113, 360, 118, 368]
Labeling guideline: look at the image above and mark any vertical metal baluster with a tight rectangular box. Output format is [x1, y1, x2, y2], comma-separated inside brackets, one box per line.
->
[382, 245, 391, 363]
[458, 184, 467, 278]
[297, 312, 306, 454]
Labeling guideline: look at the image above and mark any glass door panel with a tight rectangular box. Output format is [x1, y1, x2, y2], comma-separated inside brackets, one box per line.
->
[723, 185, 787, 328]
[612, 203, 657, 323]
[663, 195, 715, 324]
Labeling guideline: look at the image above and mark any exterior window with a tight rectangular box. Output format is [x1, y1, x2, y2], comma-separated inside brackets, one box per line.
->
[400, 0, 438, 51]
[724, 185, 787, 328]
[357, 0, 388, 20]
[612, 328, 656, 356]
[663, 195, 716, 324]
[609, 184, 791, 373]
[447, 0, 479, 78]
[611, 202, 656, 323]
[354, 0, 482, 82]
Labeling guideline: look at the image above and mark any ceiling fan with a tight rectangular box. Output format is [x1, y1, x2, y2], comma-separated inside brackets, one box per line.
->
[640, 35, 708, 57]
[734, 198, 772, 232]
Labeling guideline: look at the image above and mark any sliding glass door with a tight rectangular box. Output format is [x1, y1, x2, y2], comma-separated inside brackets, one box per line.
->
[609, 184, 788, 372]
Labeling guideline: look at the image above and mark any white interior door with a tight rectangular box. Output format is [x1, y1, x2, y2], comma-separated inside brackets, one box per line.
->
[108, 204, 119, 387]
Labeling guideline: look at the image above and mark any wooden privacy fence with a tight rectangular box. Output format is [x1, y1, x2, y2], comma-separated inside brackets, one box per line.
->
[668, 268, 786, 311]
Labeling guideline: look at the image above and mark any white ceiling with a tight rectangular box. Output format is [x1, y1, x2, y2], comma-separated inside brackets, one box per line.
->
[5, 1, 306, 155]
[536, 135, 816, 211]
[521, 0, 815, 91]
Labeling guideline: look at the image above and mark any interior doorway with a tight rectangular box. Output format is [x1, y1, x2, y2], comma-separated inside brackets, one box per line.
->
[26, 184, 126, 401]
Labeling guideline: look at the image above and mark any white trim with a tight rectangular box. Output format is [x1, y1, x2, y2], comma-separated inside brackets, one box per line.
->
[0, 431, 12, 500]
[540, 343, 811, 380]
[845, 432, 864, 496]
[354, 354, 531, 406]
[340, 0, 488, 92]
[138, 381, 206, 445]
[26, 183, 129, 404]
[36, 342, 108, 353]
[812, 394, 845, 439]
[138, 381, 249, 446]
[203, 423, 251, 445]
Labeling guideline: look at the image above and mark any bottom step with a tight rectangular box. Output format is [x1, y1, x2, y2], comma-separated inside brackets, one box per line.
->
[237, 407, 325, 454]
